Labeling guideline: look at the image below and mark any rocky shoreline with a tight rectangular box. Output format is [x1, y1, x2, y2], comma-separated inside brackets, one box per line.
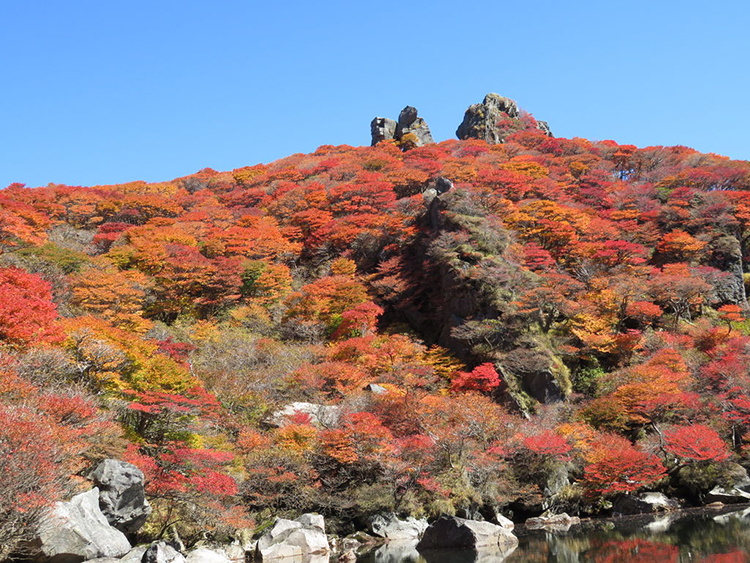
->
[19, 457, 750, 563]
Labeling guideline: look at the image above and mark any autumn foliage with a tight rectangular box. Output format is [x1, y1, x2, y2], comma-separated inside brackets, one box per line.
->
[3, 118, 750, 547]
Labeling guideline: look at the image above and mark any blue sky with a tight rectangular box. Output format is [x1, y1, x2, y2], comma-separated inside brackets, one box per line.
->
[1, 1, 748, 188]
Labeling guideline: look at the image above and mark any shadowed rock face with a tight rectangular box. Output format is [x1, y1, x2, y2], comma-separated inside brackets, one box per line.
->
[417, 515, 518, 551]
[456, 93, 552, 144]
[370, 106, 434, 147]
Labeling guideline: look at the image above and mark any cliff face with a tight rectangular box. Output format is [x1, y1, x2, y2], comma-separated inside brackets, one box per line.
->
[373, 181, 570, 409]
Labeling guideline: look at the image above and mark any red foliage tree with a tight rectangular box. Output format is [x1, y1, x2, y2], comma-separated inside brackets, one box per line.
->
[523, 430, 573, 460]
[0, 267, 61, 347]
[664, 424, 730, 462]
[583, 436, 666, 495]
[451, 362, 501, 393]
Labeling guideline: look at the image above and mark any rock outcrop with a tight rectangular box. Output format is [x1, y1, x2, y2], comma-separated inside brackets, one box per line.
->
[35, 488, 131, 563]
[267, 402, 341, 429]
[524, 513, 580, 532]
[371, 118, 397, 145]
[396, 106, 434, 147]
[369, 513, 428, 541]
[417, 515, 518, 551]
[256, 514, 329, 561]
[371, 106, 434, 147]
[184, 547, 232, 563]
[456, 93, 552, 144]
[90, 459, 151, 534]
[613, 492, 680, 514]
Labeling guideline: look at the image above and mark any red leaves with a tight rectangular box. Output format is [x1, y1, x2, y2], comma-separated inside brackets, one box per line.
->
[0, 267, 61, 347]
[522, 431, 573, 459]
[664, 424, 730, 462]
[127, 444, 237, 498]
[583, 436, 666, 495]
[451, 362, 501, 393]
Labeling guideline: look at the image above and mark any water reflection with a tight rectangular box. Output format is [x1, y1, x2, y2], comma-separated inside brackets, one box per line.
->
[356, 506, 750, 563]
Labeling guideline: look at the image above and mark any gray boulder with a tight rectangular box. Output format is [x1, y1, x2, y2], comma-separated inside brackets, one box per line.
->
[141, 543, 186, 563]
[268, 402, 341, 429]
[294, 513, 325, 531]
[456, 93, 551, 144]
[90, 459, 151, 534]
[369, 513, 428, 540]
[120, 547, 149, 563]
[371, 117, 397, 145]
[613, 492, 680, 515]
[544, 465, 570, 498]
[256, 514, 329, 560]
[185, 547, 231, 563]
[525, 513, 580, 532]
[416, 516, 518, 551]
[35, 488, 131, 563]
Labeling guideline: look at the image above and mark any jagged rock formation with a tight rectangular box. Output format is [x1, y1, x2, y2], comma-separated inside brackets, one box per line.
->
[370, 117, 397, 145]
[370, 106, 434, 147]
[90, 459, 151, 534]
[457, 93, 552, 144]
[396, 106, 434, 146]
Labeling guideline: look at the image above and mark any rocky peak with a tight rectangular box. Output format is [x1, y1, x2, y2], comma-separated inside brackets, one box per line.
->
[456, 93, 552, 144]
[370, 106, 434, 148]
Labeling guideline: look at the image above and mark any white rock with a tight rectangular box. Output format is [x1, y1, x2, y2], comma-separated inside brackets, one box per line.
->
[185, 547, 231, 563]
[370, 513, 428, 540]
[268, 403, 341, 428]
[256, 514, 330, 560]
[493, 514, 514, 531]
[36, 488, 131, 562]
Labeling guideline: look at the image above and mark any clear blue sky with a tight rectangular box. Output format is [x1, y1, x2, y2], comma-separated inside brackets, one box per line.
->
[2, 1, 749, 188]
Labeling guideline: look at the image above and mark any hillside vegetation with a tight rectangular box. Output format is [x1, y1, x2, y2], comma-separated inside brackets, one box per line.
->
[3, 113, 750, 549]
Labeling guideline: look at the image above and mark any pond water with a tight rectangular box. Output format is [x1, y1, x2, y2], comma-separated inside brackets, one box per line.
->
[355, 505, 750, 563]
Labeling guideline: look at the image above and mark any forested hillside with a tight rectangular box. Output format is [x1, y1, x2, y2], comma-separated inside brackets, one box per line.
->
[3, 107, 750, 551]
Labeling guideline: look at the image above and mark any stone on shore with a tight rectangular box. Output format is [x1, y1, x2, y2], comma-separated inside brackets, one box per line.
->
[35, 488, 131, 563]
[416, 515, 518, 551]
